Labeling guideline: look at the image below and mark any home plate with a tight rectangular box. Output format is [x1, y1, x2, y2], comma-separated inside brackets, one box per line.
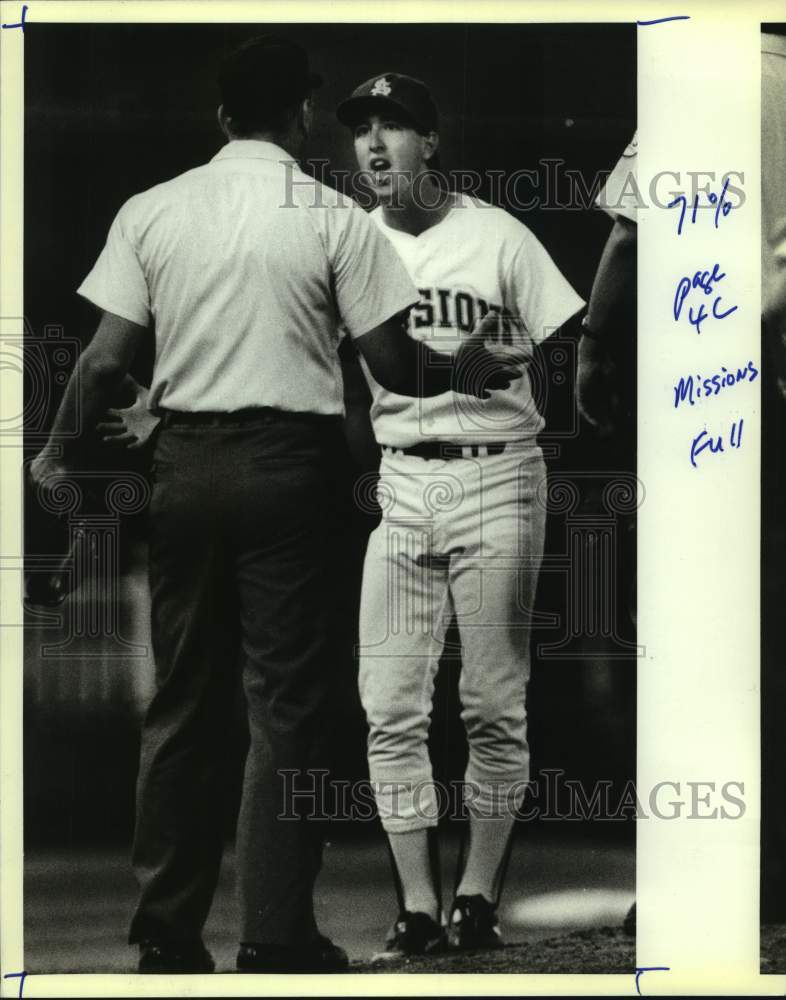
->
[505, 888, 633, 929]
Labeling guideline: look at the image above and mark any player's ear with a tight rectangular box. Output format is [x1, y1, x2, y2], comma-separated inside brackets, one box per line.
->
[217, 105, 233, 140]
[299, 95, 314, 135]
[422, 131, 439, 164]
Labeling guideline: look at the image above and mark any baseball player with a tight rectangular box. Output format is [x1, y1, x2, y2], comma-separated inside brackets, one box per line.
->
[336, 73, 584, 955]
[577, 133, 638, 935]
[30, 39, 519, 975]
[576, 133, 637, 436]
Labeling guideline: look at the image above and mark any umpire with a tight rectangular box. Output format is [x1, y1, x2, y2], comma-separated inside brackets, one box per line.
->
[30, 36, 519, 974]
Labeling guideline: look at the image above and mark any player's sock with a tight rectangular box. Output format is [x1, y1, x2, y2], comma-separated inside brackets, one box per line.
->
[455, 814, 516, 902]
[388, 829, 440, 920]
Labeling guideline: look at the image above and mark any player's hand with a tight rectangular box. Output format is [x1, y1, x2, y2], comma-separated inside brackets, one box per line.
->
[576, 335, 619, 437]
[97, 383, 160, 450]
[453, 309, 523, 399]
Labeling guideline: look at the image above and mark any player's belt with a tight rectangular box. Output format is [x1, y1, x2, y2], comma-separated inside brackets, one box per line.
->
[159, 408, 338, 428]
[381, 442, 508, 460]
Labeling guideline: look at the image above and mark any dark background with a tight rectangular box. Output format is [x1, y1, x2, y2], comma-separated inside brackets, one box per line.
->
[761, 335, 785, 923]
[23, 22, 637, 850]
[761, 23, 786, 928]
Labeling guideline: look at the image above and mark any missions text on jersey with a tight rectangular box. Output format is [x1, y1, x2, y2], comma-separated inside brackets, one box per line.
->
[411, 287, 524, 344]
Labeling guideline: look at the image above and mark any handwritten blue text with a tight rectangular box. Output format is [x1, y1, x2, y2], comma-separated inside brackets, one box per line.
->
[673, 359, 758, 408]
[668, 178, 733, 236]
[673, 262, 738, 334]
[690, 418, 744, 468]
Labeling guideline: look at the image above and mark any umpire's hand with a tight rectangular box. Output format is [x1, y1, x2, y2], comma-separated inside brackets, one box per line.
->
[29, 447, 70, 502]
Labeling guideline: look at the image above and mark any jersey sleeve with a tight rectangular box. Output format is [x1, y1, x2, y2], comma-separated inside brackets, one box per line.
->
[328, 202, 420, 338]
[504, 228, 585, 346]
[77, 201, 151, 326]
[595, 133, 639, 223]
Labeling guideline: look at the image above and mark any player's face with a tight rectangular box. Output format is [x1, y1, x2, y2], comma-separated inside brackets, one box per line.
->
[353, 113, 429, 203]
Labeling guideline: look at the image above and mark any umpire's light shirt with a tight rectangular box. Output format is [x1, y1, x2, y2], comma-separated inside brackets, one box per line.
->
[77, 139, 418, 413]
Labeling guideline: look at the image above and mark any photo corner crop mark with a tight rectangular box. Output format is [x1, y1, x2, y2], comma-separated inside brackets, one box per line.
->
[0, 4, 27, 31]
[637, 15, 690, 26]
[635, 965, 670, 996]
[2, 973, 28, 1000]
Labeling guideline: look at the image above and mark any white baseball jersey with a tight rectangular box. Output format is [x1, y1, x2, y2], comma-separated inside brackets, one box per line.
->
[360, 194, 584, 447]
[596, 132, 639, 224]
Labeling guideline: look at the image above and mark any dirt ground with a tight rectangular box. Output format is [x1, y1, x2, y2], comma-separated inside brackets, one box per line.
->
[359, 923, 786, 976]
[761, 925, 786, 974]
[19, 841, 785, 982]
[358, 926, 634, 974]
[23, 839, 634, 974]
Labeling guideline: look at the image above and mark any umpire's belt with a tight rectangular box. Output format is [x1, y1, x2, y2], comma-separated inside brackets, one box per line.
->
[381, 442, 508, 460]
[159, 407, 338, 428]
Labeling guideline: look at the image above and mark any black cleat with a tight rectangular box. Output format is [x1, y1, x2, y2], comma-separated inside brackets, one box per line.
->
[448, 894, 503, 951]
[138, 940, 215, 974]
[237, 934, 349, 973]
[377, 911, 446, 958]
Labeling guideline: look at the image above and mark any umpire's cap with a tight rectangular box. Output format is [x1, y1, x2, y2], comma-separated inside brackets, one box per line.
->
[337, 73, 438, 133]
[220, 35, 323, 124]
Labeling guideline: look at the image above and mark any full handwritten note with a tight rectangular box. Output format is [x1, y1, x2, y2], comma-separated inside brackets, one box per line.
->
[666, 179, 755, 468]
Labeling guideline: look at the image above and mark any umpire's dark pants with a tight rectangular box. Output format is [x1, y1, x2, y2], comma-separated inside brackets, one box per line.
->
[129, 411, 342, 946]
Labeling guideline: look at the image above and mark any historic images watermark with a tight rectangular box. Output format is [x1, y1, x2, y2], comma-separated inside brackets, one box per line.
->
[277, 768, 746, 823]
[281, 159, 746, 215]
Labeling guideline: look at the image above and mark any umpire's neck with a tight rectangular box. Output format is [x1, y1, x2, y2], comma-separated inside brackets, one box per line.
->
[217, 101, 311, 161]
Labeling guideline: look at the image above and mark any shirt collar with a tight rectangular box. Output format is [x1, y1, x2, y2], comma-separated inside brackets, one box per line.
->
[211, 139, 297, 165]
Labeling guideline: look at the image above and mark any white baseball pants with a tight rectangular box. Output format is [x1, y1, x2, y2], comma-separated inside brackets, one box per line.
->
[358, 444, 547, 832]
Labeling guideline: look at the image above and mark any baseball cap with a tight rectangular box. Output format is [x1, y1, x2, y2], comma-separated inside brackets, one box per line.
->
[220, 35, 323, 123]
[337, 73, 438, 133]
